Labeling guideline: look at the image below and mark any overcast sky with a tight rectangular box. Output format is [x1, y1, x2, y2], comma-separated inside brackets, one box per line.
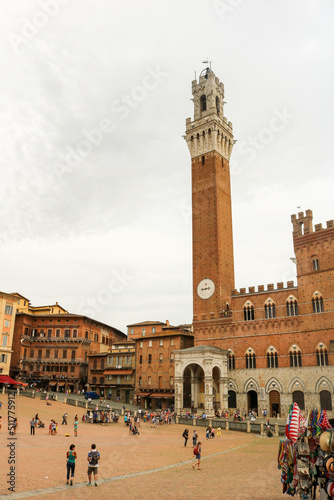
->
[1, 0, 333, 333]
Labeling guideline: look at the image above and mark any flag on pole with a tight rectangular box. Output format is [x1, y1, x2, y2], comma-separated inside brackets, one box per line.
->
[288, 403, 300, 443]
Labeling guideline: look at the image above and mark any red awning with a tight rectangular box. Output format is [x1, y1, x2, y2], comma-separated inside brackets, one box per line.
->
[0, 375, 20, 385]
[18, 382, 28, 387]
[149, 393, 174, 398]
[57, 382, 65, 386]
[137, 392, 152, 397]
[104, 370, 133, 375]
[49, 382, 57, 385]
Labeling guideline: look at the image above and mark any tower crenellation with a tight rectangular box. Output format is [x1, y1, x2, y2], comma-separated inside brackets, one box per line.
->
[291, 209, 313, 236]
[231, 281, 296, 296]
[291, 210, 334, 238]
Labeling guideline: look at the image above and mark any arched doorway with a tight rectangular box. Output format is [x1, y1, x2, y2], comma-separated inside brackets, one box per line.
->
[183, 367, 192, 408]
[269, 390, 280, 417]
[293, 390, 305, 410]
[320, 390, 332, 411]
[247, 390, 258, 414]
[183, 364, 205, 410]
[228, 390, 236, 409]
[174, 345, 228, 416]
[212, 366, 221, 411]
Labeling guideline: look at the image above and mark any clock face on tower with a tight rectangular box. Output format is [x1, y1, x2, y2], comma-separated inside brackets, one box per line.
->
[197, 279, 215, 300]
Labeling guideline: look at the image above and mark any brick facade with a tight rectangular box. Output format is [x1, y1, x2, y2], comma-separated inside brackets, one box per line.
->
[87, 341, 135, 403]
[10, 306, 126, 392]
[185, 67, 334, 417]
[130, 321, 194, 410]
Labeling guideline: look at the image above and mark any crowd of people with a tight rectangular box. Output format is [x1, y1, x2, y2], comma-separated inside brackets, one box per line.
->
[0, 386, 283, 488]
[82, 409, 119, 423]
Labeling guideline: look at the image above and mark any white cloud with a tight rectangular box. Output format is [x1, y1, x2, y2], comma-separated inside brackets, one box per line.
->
[0, 0, 333, 332]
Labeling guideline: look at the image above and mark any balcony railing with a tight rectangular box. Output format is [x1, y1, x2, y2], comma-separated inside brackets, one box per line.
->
[21, 335, 91, 344]
[21, 357, 88, 365]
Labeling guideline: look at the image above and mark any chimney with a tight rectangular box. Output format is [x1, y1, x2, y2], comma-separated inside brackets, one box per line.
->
[166, 320, 169, 327]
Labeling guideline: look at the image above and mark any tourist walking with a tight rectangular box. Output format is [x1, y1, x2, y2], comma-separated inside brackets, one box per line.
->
[192, 429, 198, 448]
[66, 444, 77, 485]
[74, 418, 78, 437]
[87, 443, 100, 487]
[62, 413, 68, 425]
[216, 426, 222, 438]
[182, 428, 189, 447]
[30, 416, 37, 435]
[192, 442, 202, 470]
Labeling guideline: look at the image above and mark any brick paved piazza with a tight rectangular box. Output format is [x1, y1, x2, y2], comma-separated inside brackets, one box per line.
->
[0, 396, 286, 499]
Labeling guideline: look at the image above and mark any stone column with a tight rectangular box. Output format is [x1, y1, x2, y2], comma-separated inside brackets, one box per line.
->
[174, 378, 184, 415]
[204, 377, 214, 416]
[219, 377, 228, 410]
[191, 377, 199, 408]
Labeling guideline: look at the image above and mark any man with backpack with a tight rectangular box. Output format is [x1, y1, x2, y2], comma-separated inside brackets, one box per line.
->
[87, 443, 100, 487]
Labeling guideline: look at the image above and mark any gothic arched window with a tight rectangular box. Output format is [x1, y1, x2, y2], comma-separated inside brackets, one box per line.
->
[200, 94, 206, 112]
[243, 304, 254, 321]
[316, 345, 328, 366]
[312, 294, 324, 313]
[312, 258, 320, 271]
[228, 351, 235, 370]
[286, 297, 298, 316]
[289, 346, 302, 367]
[245, 349, 256, 369]
[264, 299, 276, 319]
[267, 348, 278, 368]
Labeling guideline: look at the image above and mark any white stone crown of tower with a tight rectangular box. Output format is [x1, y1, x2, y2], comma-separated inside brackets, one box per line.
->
[185, 68, 235, 160]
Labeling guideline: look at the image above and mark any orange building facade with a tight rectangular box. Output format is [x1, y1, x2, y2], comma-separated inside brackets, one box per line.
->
[10, 300, 126, 392]
[0, 292, 18, 376]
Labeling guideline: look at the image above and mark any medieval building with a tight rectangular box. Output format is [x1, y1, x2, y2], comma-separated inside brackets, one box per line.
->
[174, 67, 334, 417]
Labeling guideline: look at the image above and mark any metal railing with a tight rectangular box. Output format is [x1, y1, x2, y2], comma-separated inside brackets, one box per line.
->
[19, 390, 35, 399]
[21, 335, 91, 343]
[66, 398, 77, 406]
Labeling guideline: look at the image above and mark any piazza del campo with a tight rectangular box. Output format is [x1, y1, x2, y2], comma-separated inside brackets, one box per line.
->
[0, 4, 333, 499]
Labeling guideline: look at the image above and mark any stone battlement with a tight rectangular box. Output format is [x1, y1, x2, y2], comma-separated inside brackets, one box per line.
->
[291, 209, 334, 237]
[231, 281, 296, 296]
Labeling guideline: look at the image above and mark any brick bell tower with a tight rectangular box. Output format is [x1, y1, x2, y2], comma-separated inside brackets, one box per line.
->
[185, 66, 235, 327]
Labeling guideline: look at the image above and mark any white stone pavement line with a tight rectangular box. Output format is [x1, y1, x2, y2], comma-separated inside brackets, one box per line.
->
[1, 440, 258, 499]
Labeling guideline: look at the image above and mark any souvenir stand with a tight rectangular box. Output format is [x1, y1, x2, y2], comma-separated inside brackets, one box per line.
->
[278, 403, 334, 499]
